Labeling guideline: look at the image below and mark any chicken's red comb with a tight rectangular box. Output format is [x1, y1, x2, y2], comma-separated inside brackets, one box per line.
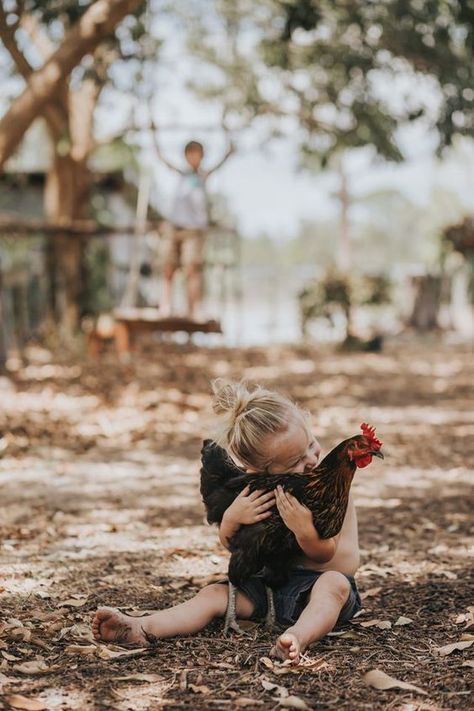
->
[360, 423, 382, 449]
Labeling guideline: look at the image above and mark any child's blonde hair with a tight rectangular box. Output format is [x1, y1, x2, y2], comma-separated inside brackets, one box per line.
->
[211, 379, 309, 470]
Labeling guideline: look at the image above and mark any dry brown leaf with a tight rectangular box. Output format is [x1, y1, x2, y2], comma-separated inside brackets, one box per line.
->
[64, 644, 97, 655]
[211, 662, 235, 670]
[399, 703, 446, 711]
[1, 651, 21, 661]
[179, 669, 188, 691]
[13, 660, 50, 675]
[360, 587, 382, 600]
[7, 619, 23, 628]
[435, 640, 473, 656]
[298, 657, 330, 672]
[0, 671, 16, 688]
[235, 699, 264, 707]
[260, 656, 275, 670]
[261, 679, 289, 697]
[279, 695, 309, 709]
[168, 580, 189, 590]
[68, 623, 95, 642]
[9, 628, 31, 642]
[58, 597, 88, 608]
[360, 619, 392, 630]
[29, 636, 50, 652]
[188, 683, 211, 694]
[4, 694, 47, 711]
[460, 633, 474, 641]
[461, 659, 474, 669]
[327, 630, 359, 638]
[395, 616, 413, 626]
[363, 669, 427, 695]
[96, 645, 148, 660]
[466, 607, 474, 629]
[114, 673, 163, 683]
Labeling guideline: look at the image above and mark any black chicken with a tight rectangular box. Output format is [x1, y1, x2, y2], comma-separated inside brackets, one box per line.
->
[200, 423, 383, 632]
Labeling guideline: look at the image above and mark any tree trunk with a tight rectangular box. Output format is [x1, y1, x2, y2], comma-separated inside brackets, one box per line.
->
[408, 275, 442, 331]
[337, 166, 351, 274]
[45, 155, 91, 337]
[0, 0, 142, 168]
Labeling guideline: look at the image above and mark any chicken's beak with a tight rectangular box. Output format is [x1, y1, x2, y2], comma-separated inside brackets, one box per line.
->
[371, 449, 384, 459]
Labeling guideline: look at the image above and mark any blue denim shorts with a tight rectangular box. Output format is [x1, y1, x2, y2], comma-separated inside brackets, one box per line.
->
[238, 568, 362, 627]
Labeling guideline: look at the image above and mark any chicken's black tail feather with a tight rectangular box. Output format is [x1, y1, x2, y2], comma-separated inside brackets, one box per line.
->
[200, 439, 248, 525]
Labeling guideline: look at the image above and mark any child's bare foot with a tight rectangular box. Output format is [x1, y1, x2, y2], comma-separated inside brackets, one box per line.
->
[270, 630, 303, 664]
[92, 607, 149, 646]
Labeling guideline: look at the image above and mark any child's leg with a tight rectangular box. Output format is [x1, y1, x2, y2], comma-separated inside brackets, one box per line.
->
[161, 264, 175, 316]
[92, 583, 254, 645]
[272, 571, 351, 663]
[185, 264, 203, 318]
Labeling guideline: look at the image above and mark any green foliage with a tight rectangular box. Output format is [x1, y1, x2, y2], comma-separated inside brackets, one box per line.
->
[443, 216, 474, 299]
[298, 270, 392, 336]
[444, 217, 474, 256]
[184, 0, 474, 163]
[82, 238, 113, 314]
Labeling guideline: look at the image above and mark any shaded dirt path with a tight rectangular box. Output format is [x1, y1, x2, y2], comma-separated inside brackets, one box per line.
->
[0, 341, 473, 710]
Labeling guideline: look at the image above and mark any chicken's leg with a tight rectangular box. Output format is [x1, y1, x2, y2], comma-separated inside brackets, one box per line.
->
[264, 586, 276, 629]
[224, 582, 245, 635]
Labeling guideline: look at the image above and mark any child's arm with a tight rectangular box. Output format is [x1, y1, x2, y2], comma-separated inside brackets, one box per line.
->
[275, 486, 339, 563]
[153, 141, 183, 174]
[205, 141, 235, 178]
[219, 485, 275, 549]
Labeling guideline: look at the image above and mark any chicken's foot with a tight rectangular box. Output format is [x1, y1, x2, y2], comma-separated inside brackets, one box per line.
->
[265, 586, 276, 629]
[224, 581, 245, 635]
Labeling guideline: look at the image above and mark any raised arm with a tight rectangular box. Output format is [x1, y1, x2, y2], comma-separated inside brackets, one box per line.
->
[205, 140, 235, 178]
[154, 146, 183, 174]
[150, 126, 183, 174]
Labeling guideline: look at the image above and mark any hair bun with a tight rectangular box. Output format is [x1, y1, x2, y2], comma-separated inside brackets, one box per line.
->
[211, 379, 251, 418]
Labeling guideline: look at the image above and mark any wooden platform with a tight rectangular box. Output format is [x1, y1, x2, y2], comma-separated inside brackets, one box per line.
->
[87, 308, 222, 357]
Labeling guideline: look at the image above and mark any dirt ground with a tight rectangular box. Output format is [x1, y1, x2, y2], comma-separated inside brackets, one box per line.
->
[0, 339, 473, 711]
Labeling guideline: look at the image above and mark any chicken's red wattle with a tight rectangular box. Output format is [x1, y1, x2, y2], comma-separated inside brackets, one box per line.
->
[355, 454, 373, 468]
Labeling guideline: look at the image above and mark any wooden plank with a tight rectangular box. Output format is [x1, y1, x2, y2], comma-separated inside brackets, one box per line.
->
[113, 309, 222, 334]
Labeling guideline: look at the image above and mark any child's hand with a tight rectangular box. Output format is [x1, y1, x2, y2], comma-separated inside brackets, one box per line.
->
[275, 486, 314, 538]
[224, 485, 276, 526]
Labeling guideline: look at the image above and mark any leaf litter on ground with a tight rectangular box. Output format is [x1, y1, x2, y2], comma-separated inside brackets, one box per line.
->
[434, 640, 473, 656]
[3, 694, 47, 711]
[359, 619, 392, 629]
[363, 669, 427, 695]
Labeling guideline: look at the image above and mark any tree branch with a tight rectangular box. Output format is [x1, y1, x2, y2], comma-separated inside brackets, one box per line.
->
[0, 0, 143, 169]
[0, 5, 67, 140]
[20, 13, 56, 62]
